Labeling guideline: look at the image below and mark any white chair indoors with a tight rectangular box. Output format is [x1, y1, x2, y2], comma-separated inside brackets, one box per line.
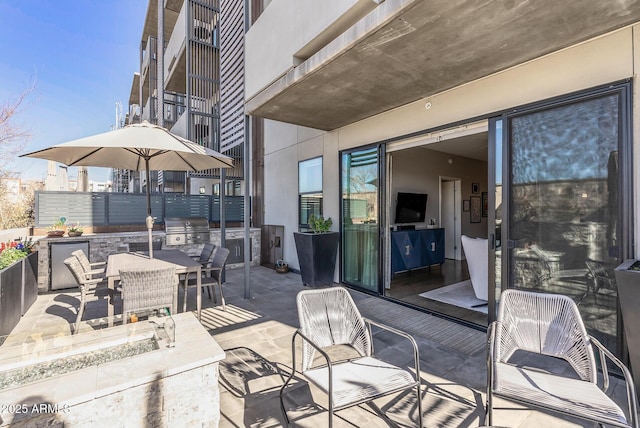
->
[461, 235, 488, 301]
[486, 288, 638, 427]
[279, 287, 422, 427]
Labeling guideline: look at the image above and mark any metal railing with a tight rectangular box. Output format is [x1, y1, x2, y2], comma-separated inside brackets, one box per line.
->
[35, 191, 248, 227]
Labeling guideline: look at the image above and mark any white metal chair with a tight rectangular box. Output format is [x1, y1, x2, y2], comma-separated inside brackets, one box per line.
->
[486, 288, 638, 427]
[461, 235, 488, 301]
[280, 287, 422, 427]
[184, 246, 230, 311]
[64, 256, 106, 334]
[119, 266, 177, 323]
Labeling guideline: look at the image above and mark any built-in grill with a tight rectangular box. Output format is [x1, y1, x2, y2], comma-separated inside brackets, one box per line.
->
[165, 217, 209, 246]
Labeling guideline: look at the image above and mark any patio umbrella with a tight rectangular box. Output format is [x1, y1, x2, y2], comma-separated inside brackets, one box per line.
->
[21, 121, 234, 257]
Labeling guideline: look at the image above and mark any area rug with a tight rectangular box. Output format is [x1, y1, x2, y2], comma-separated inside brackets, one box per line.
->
[419, 280, 488, 314]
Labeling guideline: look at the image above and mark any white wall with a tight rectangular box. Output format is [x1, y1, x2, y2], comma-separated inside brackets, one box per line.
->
[261, 25, 640, 269]
[164, 2, 186, 80]
[390, 148, 488, 238]
[245, 0, 363, 97]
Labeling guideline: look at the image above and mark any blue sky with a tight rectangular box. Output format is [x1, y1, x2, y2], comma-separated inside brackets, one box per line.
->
[0, 0, 148, 182]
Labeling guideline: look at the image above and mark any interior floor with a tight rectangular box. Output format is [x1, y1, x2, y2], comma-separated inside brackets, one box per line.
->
[386, 259, 488, 326]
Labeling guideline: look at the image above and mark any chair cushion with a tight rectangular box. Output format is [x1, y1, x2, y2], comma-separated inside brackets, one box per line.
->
[303, 356, 417, 410]
[494, 362, 629, 426]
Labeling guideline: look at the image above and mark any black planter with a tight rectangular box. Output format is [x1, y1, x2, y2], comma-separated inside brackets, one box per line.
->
[294, 231, 339, 286]
[0, 252, 38, 336]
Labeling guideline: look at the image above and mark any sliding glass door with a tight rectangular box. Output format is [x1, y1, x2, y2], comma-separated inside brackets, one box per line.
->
[503, 83, 632, 355]
[341, 146, 382, 293]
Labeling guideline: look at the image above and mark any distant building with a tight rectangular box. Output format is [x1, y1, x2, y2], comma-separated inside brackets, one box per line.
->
[77, 166, 89, 192]
[89, 181, 112, 192]
[0, 176, 44, 203]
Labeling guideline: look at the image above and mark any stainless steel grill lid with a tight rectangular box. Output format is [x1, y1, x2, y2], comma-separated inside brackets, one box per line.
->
[165, 217, 209, 245]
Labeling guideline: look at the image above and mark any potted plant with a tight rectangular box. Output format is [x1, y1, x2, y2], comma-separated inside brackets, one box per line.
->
[275, 259, 290, 273]
[67, 223, 84, 237]
[294, 215, 339, 286]
[47, 217, 67, 237]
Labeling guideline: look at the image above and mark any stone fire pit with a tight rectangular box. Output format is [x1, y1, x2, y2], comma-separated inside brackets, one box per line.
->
[0, 313, 225, 427]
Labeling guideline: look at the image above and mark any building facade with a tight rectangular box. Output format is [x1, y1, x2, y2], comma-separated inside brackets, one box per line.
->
[124, 0, 245, 196]
[245, 0, 640, 357]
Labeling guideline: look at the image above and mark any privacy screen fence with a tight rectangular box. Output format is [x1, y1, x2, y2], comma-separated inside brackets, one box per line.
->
[35, 191, 248, 227]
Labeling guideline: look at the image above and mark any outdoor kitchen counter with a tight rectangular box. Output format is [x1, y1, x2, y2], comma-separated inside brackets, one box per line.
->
[34, 227, 262, 292]
[0, 312, 226, 427]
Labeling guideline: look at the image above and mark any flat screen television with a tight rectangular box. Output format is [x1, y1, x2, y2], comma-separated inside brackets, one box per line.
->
[395, 192, 428, 224]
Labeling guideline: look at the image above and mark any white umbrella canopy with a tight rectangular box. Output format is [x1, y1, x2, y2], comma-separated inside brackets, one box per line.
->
[21, 121, 234, 172]
[21, 121, 234, 257]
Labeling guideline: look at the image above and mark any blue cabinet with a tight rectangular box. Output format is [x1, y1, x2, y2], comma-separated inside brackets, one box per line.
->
[391, 228, 444, 275]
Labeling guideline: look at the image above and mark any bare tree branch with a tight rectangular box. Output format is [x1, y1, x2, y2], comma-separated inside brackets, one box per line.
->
[0, 82, 35, 146]
[0, 80, 37, 228]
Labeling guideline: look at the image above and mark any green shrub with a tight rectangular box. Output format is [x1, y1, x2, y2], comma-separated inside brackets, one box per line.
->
[0, 237, 34, 270]
[0, 248, 28, 270]
[308, 215, 332, 233]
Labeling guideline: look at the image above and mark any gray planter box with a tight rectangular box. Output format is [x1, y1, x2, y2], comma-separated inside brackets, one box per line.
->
[0, 252, 38, 336]
[294, 232, 339, 286]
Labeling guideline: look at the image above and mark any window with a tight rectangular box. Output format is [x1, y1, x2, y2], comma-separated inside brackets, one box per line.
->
[226, 180, 242, 196]
[299, 157, 323, 229]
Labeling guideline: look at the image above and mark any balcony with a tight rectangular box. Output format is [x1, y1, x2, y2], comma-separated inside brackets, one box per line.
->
[164, 0, 187, 93]
[245, 0, 640, 131]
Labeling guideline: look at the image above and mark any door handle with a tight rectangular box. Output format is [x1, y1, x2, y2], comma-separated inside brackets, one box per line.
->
[431, 242, 436, 252]
[490, 234, 495, 250]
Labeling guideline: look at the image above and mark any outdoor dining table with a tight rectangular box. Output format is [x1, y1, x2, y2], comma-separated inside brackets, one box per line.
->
[106, 249, 202, 326]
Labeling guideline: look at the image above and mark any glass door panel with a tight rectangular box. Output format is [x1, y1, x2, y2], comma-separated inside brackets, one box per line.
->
[341, 147, 380, 292]
[507, 92, 624, 353]
[488, 117, 503, 323]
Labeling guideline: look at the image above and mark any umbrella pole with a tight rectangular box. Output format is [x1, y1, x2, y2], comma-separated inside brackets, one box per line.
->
[145, 158, 154, 259]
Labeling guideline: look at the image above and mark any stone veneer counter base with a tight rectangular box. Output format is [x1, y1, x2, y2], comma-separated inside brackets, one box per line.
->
[0, 313, 225, 427]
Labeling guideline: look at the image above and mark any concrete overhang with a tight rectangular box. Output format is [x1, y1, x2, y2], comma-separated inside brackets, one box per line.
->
[165, 43, 187, 94]
[246, 0, 640, 131]
[129, 72, 141, 106]
[141, 0, 182, 50]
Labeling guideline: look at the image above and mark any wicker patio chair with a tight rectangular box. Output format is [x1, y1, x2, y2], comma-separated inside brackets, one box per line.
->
[191, 243, 216, 266]
[486, 288, 638, 427]
[64, 256, 106, 334]
[585, 259, 618, 299]
[184, 246, 230, 311]
[119, 266, 177, 324]
[72, 249, 106, 279]
[279, 287, 422, 427]
[189, 243, 216, 299]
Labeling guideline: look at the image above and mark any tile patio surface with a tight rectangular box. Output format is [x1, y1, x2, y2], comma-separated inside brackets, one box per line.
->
[5, 265, 636, 427]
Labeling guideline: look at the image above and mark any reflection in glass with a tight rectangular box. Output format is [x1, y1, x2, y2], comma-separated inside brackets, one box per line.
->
[342, 148, 379, 292]
[299, 157, 323, 229]
[509, 94, 620, 354]
[494, 119, 503, 306]
[299, 194, 322, 228]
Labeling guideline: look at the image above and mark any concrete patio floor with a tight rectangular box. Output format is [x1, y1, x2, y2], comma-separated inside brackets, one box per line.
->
[3, 265, 636, 427]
